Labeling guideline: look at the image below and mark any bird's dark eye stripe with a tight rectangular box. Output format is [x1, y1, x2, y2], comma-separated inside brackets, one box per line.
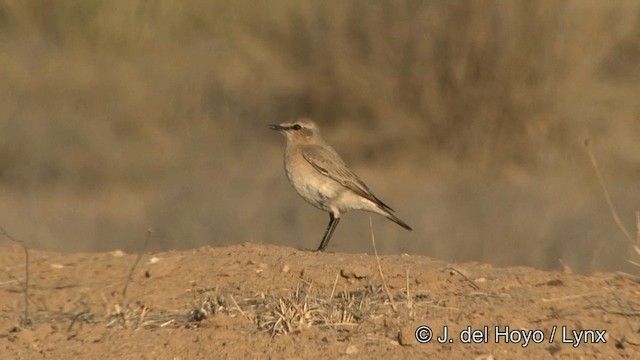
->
[292, 124, 302, 130]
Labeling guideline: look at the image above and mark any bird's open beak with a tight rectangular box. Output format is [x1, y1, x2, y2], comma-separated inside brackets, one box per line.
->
[268, 124, 284, 131]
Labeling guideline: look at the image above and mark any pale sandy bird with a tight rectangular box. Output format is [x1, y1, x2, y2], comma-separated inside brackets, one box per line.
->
[269, 118, 412, 251]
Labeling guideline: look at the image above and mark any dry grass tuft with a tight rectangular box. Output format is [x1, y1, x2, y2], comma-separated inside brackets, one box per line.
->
[97, 277, 423, 335]
[254, 279, 386, 336]
[186, 286, 231, 323]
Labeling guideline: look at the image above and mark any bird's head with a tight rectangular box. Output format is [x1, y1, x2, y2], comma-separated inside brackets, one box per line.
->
[268, 118, 320, 144]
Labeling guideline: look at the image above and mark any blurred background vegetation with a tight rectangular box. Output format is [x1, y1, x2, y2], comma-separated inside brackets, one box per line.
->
[0, 0, 638, 272]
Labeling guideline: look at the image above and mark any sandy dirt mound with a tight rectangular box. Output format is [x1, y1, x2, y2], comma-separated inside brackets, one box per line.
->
[1, 243, 639, 359]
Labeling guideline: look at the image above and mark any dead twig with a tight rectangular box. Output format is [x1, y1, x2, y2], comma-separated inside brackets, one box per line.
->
[636, 211, 640, 255]
[405, 266, 412, 309]
[616, 271, 640, 284]
[541, 292, 599, 302]
[66, 310, 91, 332]
[607, 286, 638, 333]
[328, 271, 339, 304]
[0, 226, 31, 326]
[584, 139, 636, 247]
[122, 228, 153, 298]
[444, 267, 480, 290]
[369, 217, 397, 311]
[230, 294, 251, 322]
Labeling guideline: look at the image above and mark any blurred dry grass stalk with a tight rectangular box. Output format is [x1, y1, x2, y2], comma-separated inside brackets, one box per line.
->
[0, 1, 639, 271]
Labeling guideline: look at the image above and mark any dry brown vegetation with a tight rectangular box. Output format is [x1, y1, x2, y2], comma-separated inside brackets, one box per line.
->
[0, 2, 640, 357]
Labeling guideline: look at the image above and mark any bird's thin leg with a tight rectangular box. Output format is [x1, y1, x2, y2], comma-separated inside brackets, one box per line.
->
[316, 214, 340, 252]
[316, 215, 335, 251]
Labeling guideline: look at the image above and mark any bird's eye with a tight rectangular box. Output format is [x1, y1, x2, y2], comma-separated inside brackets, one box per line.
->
[292, 124, 302, 130]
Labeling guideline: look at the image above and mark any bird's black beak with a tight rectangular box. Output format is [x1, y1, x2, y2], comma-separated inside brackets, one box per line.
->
[268, 124, 284, 131]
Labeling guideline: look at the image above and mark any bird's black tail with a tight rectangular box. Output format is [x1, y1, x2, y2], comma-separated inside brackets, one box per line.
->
[382, 209, 412, 231]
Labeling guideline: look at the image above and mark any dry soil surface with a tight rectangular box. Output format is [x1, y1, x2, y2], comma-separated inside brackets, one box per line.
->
[1, 243, 639, 359]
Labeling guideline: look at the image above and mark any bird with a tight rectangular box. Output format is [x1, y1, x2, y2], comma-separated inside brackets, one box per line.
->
[269, 118, 412, 251]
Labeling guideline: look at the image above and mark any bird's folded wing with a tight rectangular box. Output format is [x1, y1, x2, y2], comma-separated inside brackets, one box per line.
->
[302, 146, 394, 211]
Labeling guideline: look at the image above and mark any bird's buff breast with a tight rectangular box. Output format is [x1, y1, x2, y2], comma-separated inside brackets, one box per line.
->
[284, 156, 338, 212]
